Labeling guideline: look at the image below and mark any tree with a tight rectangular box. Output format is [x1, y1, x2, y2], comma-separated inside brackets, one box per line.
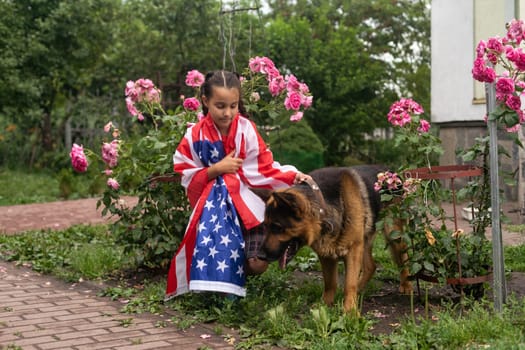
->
[263, 0, 430, 165]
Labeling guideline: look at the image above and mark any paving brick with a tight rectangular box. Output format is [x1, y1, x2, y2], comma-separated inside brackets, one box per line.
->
[54, 311, 104, 321]
[93, 330, 148, 342]
[113, 340, 174, 349]
[74, 338, 133, 349]
[38, 337, 96, 349]
[23, 310, 72, 320]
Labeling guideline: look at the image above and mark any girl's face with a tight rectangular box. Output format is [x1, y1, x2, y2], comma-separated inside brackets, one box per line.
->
[202, 86, 240, 135]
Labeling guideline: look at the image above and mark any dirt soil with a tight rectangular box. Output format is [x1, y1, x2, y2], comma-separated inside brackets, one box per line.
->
[1, 197, 525, 334]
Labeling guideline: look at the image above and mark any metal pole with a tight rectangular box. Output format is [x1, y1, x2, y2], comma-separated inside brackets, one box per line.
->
[485, 82, 507, 312]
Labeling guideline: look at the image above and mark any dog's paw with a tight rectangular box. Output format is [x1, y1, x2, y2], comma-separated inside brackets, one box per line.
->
[399, 282, 413, 295]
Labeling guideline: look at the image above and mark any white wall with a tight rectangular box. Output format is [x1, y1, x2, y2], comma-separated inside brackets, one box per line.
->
[431, 0, 484, 123]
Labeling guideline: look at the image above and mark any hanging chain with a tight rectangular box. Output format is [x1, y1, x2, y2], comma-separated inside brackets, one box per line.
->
[219, 1, 261, 71]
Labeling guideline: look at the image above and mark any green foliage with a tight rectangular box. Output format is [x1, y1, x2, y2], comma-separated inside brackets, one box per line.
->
[0, 224, 128, 281]
[377, 102, 492, 291]
[267, 116, 325, 172]
[505, 244, 525, 272]
[2, 222, 525, 348]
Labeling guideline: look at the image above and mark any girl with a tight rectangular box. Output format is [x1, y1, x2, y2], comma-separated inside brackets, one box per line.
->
[166, 70, 309, 298]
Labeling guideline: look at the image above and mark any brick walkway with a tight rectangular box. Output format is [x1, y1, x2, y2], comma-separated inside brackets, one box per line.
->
[0, 198, 236, 349]
[0, 260, 236, 349]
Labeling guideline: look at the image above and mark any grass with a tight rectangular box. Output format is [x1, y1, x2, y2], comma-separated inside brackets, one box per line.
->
[2, 170, 525, 348]
[0, 167, 102, 206]
[2, 223, 525, 349]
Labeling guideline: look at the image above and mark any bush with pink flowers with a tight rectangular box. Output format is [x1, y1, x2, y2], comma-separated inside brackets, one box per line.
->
[68, 57, 313, 268]
[472, 18, 525, 132]
[376, 99, 492, 295]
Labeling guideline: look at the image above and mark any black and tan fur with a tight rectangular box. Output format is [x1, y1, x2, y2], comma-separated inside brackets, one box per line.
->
[260, 165, 412, 314]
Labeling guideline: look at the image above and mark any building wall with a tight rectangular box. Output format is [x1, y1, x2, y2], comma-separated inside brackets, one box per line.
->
[431, 0, 523, 207]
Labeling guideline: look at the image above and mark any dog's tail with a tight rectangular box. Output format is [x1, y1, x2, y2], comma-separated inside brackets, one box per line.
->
[340, 170, 374, 236]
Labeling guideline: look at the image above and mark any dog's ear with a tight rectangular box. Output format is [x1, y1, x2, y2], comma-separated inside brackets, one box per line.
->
[269, 191, 303, 220]
[249, 187, 273, 202]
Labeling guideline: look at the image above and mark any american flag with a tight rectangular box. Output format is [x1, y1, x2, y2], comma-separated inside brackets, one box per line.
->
[166, 114, 297, 299]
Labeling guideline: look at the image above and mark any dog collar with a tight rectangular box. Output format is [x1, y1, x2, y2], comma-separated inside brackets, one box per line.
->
[302, 178, 326, 215]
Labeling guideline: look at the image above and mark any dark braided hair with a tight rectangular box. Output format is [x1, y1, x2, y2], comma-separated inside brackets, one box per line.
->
[200, 70, 248, 117]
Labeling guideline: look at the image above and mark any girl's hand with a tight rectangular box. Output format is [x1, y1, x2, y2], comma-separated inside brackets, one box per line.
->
[208, 151, 243, 179]
[294, 172, 311, 184]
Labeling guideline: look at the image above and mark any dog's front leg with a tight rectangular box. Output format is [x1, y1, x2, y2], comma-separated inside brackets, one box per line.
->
[319, 256, 338, 306]
[343, 242, 364, 315]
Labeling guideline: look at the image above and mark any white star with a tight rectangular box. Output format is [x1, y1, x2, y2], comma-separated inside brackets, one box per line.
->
[193, 247, 199, 256]
[196, 258, 207, 271]
[219, 198, 226, 208]
[201, 235, 212, 246]
[198, 222, 207, 233]
[220, 234, 232, 247]
[230, 249, 240, 262]
[234, 216, 240, 227]
[240, 241, 245, 249]
[209, 246, 219, 258]
[236, 265, 244, 276]
[210, 147, 219, 159]
[209, 214, 218, 223]
[213, 222, 223, 233]
[204, 200, 215, 211]
[216, 259, 229, 273]
[226, 210, 233, 220]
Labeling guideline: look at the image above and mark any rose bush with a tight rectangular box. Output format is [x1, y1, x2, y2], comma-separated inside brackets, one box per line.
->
[69, 57, 312, 268]
[472, 18, 525, 132]
[376, 99, 492, 294]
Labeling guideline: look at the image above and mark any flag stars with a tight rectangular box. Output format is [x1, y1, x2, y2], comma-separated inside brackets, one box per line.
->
[220, 234, 232, 247]
[196, 258, 207, 271]
[213, 222, 223, 233]
[216, 259, 229, 273]
[200, 235, 212, 246]
[236, 265, 244, 276]
[210, 147, 219, 159]
[230, 249, 240, 262]
[198, 222, 207, 233]
[208, 246, 219, 258]
[209, 214, 218, 223]
[204, 200, 215, 211]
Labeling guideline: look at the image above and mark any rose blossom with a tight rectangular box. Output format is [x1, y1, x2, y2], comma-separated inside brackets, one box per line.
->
[104, 122, 113, 133]
[107, 178, 120, 190]
[284, 91, 302, 110]
[70, 143, 88, 173]
[183, 97, 200, 111]
[290, 111, 303, 122]
[495, 76, 515, 95]
[185, 70, 205, 87]
[417, 119, 431, 133]
[102, 140, 119, 168]
[268, 76, 286, 96]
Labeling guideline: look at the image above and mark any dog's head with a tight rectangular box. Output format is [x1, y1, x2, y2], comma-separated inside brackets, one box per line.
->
[261, 188, 321, 262]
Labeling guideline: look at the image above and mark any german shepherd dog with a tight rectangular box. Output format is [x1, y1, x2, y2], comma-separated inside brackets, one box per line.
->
[260, 165, 412, 314]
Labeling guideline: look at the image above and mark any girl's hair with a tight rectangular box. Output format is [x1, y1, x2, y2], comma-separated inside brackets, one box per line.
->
[200, 70, 248, 117]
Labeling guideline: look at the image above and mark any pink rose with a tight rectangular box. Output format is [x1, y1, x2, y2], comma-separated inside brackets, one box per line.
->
[126, 97, 138, 116]
[285, 74, 301, 91]
[185, 70, 205, 87]
[268, 76, 285, 96]
[183, 97, 201, 111]
[417, 119, 431, 133]
[302, 95, 313, 109]
[284, 91, 302, 110]
[506, 95, 521, 111]
[107, 178, 120, 190]
[101, 140, 119, 168]
[70, 144, 89, 173]
[495, 77, 515, 95]
[290, 111, 303, 122]
[103, 122, 113, 133]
